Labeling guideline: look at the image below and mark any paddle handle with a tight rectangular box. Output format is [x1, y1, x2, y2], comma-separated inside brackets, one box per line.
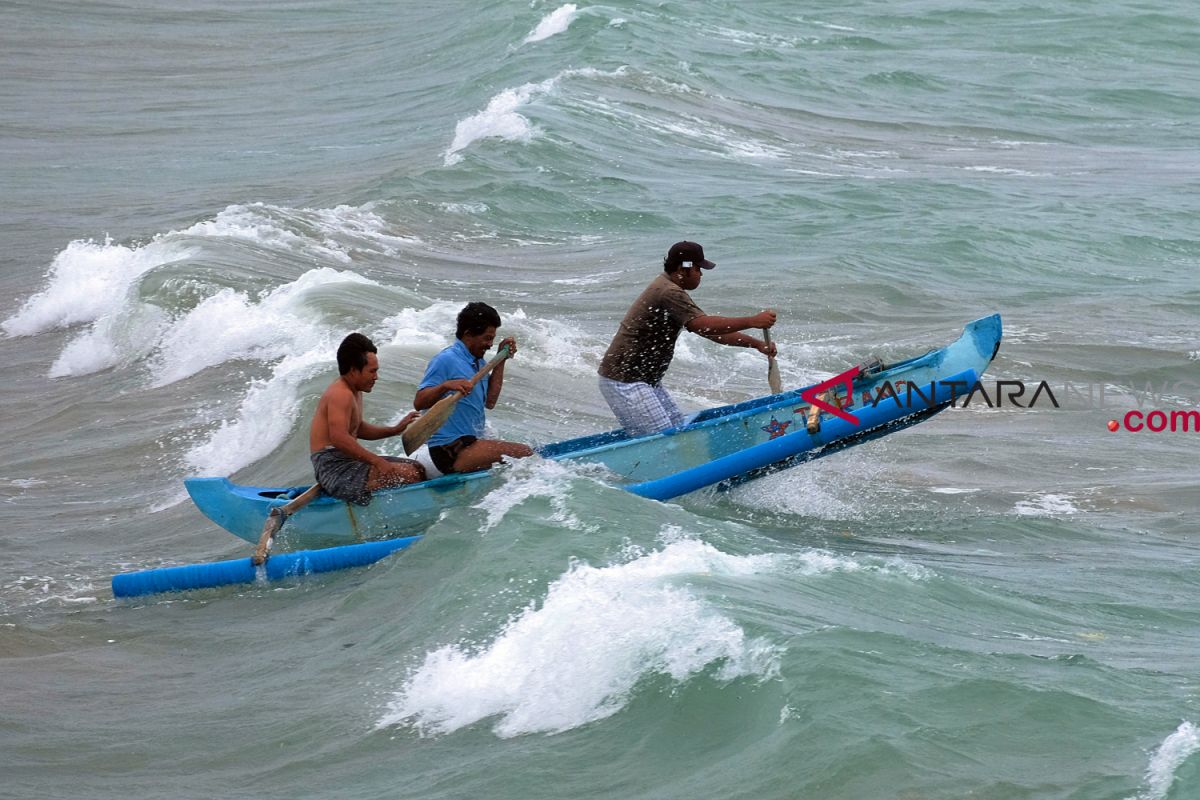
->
[763, 328, 782, 395]
[401, 345, 512, 455]
[463, 344, 512, 394]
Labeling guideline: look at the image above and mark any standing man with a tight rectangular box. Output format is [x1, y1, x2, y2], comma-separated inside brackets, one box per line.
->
[310, 332, 426, 504]
[414, 302, 533, 474]
[598, 241, 777, 437]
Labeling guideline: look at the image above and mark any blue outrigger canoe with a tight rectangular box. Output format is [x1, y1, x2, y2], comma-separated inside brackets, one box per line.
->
[114, 314, 1000, 597]
[185, 314, 1001, 549]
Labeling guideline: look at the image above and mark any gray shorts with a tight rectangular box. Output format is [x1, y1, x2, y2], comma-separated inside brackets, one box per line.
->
[310, 447, 421, 506]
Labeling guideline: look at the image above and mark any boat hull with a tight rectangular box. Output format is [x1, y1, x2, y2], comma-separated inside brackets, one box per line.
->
[186, 314, 1001, 547]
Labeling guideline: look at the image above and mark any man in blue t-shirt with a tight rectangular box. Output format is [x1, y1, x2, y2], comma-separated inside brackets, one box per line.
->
[414, 302, 534, 474]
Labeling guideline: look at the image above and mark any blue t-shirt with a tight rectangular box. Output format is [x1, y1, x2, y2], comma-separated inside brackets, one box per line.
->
[418, 339, 490, 447]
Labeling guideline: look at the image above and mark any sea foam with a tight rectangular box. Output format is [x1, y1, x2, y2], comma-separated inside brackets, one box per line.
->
[442, 67, 626, 165]
[2, 236, 195, 339]
[3, 202, 424, 477]
[1013, 492, 1080, 517]
[522, 4, 578, 44]
[1131, 721, 1199, 800]
[443, 78, 558, 166]
[172, 268, 383, 476]
[183, 348, 330, 477]
[5, 203, 410, 379]
[150, 267, 375, 388]
[379, 537, 782, 737]
[470, 456, 611, 533]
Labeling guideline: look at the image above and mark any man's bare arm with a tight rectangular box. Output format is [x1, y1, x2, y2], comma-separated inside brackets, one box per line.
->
[685, 310, 776, 336]
[485, 337, 516, 410]
[485, 361, 504, 410]
[697, 330, 774, 355]
[358, 412, 419, 441]
[414, 380, 474, 411]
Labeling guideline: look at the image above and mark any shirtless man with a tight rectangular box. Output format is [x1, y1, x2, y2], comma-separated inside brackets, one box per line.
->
[309, 332, 425, 504]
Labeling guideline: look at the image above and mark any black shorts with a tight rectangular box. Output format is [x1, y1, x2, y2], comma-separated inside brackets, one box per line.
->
[428, 435, 477, 474]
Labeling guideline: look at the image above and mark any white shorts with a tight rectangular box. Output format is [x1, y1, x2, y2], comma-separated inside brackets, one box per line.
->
[598, 375, 686, 437]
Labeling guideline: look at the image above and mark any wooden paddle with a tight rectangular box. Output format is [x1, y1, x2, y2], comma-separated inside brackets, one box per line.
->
[763, 327, 782, 395]
[401, 345, 511, 455]
[252, 483, 322, 565]
[805, 390, 839, 434]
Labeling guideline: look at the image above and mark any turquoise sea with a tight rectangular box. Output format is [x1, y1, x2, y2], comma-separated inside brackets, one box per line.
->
[2, 2, 1198, 798]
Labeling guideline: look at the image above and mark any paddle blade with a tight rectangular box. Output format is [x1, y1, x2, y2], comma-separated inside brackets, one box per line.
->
[401, 394, 460, 455]
[251, 483, 321, 565]
[763, 328, 782, 394]
[252, 512, 283, 566]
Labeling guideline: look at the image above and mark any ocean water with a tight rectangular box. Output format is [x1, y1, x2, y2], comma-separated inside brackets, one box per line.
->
[2, 1, 1199, 798]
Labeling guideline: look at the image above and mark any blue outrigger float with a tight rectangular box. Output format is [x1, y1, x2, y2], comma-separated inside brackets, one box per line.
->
[113, 314, 1000, 598]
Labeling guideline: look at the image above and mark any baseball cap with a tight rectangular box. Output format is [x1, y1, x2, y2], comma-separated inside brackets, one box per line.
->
[665, 241, 716, 270]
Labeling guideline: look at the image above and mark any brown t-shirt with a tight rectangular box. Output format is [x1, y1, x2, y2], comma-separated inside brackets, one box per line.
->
[598, 273, 704, 386]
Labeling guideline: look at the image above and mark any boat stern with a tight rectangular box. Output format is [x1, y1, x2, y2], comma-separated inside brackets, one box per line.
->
[184, 477, 274, 544]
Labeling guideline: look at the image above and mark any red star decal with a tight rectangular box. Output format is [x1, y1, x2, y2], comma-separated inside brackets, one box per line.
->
[761, 417, 792, 439]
